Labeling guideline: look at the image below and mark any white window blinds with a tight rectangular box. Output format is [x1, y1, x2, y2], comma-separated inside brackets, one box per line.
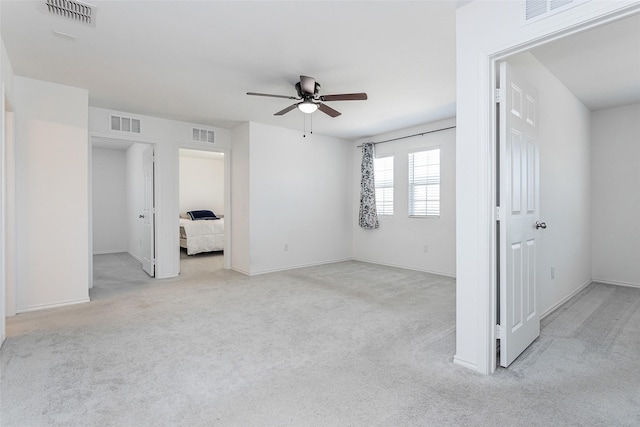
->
[374, 156, 394, 216]
[409, 149, 440, 217]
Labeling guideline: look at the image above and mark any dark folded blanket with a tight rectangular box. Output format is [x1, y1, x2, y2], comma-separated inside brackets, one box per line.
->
[187, 210, 219, 220]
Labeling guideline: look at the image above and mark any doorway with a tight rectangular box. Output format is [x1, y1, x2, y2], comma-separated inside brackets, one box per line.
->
[90, 136, 156, 289]
[493, 13, 640, 369]
[177, 148, 228, 274]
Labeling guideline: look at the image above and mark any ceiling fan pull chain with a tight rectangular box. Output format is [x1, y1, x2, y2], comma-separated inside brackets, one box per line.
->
[303, 114, 307, 138]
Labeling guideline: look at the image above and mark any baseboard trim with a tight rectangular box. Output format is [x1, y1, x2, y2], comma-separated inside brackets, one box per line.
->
[453, 355, 479, 371]
[127, 251, 143, 264]
[93, 249, 128, 255]
[352, 257, 456, 278]
[247, 257, 353, 276]
[234, 258, 456, 278]
[231, 266, 250, 276]
[540, 279, 592, 320]
[592, 278, 640, 289]
[17, 297, 90, 314]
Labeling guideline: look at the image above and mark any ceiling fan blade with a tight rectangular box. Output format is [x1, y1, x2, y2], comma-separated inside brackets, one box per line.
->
[299, 75, 316, 95]
[247, 92, 299, 100]
[318, 103, 341, 118]
[274, 104, 299, 116]
[320, 93, 368, 102]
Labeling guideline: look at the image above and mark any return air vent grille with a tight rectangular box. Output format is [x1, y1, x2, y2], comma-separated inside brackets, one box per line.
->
[523, 0, 589, 24]
[110, 115, 141, 134]
[46, 0, 96, 27]
[193, 128, 215, 143]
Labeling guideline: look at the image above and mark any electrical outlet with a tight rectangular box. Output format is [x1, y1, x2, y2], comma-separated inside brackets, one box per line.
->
[423, 245, 429, 253]
[551, 267, 555, 279]
[284, 244, 288, 252]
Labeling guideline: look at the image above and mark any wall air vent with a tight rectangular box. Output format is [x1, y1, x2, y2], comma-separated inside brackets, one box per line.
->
[523, 0, 589, 24]
[46, 0, 97, 27]
[193, 128, 215, 143]
[110, 115, 141, 134]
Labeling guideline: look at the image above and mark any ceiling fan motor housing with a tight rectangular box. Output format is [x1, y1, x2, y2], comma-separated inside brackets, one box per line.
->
[295, 81, 321, 99]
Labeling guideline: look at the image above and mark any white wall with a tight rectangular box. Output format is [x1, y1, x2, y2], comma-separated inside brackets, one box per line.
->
[89, 107, 231, 278]
[591, 103, 640, 287]
[14, 77, 90, 312]
[352, 118, 456, 276]
[456, 0, 640, 374]
[179, 154, 225, 216]
[230, 123, 250, 274]
[243, 122, 352, 275]
[509, 52, 592, 316]
[92, 148, 128, 254]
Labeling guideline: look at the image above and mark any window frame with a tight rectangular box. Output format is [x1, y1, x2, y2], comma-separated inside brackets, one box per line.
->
[408, 147, 441, 218]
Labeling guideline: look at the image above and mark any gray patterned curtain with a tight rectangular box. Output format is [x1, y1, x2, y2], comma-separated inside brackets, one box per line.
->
[359, 142, 379, 229]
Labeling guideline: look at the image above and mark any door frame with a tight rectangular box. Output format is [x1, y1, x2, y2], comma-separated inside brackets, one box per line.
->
[1, 86, 16, 345]
[88, 133, 159, 290]
[175, 143, 231, 271]
[484, 8, 640, 373]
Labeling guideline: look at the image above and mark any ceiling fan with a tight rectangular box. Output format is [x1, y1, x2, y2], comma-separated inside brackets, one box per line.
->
[247, 75, 367, 117]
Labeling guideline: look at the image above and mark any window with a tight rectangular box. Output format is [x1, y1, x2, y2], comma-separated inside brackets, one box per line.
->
[374, 156, 394, 215]
[408, 148, 440, 217]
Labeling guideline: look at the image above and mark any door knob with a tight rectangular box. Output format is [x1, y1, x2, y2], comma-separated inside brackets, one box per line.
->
[139, 214, 145, 219]
[535, 221, 547, 229]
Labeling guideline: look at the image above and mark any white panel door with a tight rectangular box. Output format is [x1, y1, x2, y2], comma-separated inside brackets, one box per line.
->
[142, 146, 155, 277]
[499, 61, 542, 367]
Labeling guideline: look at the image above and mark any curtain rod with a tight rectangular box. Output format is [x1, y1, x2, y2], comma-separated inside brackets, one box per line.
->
[356, 125, 456, 148]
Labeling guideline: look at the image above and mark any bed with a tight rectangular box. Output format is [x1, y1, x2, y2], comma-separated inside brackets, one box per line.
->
[179, 210, 225, 255]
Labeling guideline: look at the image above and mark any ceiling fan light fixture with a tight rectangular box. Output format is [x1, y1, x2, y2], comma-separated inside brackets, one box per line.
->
[247, 75, 366, 117]
[298, 100, 318, 114]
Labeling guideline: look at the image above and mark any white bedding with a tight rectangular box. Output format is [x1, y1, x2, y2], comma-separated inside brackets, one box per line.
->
[180, 218, 224, 255]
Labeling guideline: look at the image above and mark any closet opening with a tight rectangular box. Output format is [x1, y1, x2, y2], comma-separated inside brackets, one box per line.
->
[90, 137, 156, 292]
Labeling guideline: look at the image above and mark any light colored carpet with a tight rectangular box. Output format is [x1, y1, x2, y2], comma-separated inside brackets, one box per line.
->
[1, 254, 639, 426]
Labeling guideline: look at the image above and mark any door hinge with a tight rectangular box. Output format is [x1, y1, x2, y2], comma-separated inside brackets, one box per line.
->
[495, 206, 501, 221]
[495, 88, 504, 104]
[495, 324, 504, 339]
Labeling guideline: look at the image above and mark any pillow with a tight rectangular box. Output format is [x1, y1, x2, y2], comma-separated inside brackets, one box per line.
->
[187, 210, 219, 220]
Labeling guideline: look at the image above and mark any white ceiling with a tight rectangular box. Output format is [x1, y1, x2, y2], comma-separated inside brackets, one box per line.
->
[1, 1, 461, 140]
[529, 13, 640, 111]
[1, 1, 638, 140]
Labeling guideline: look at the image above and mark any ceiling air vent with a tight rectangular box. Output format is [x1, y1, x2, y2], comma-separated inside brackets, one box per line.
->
[193, 128, 215, 143]
[110, 115, 141, 134]
[523, 0, 589, 24]
[46, 0, 96, 27]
